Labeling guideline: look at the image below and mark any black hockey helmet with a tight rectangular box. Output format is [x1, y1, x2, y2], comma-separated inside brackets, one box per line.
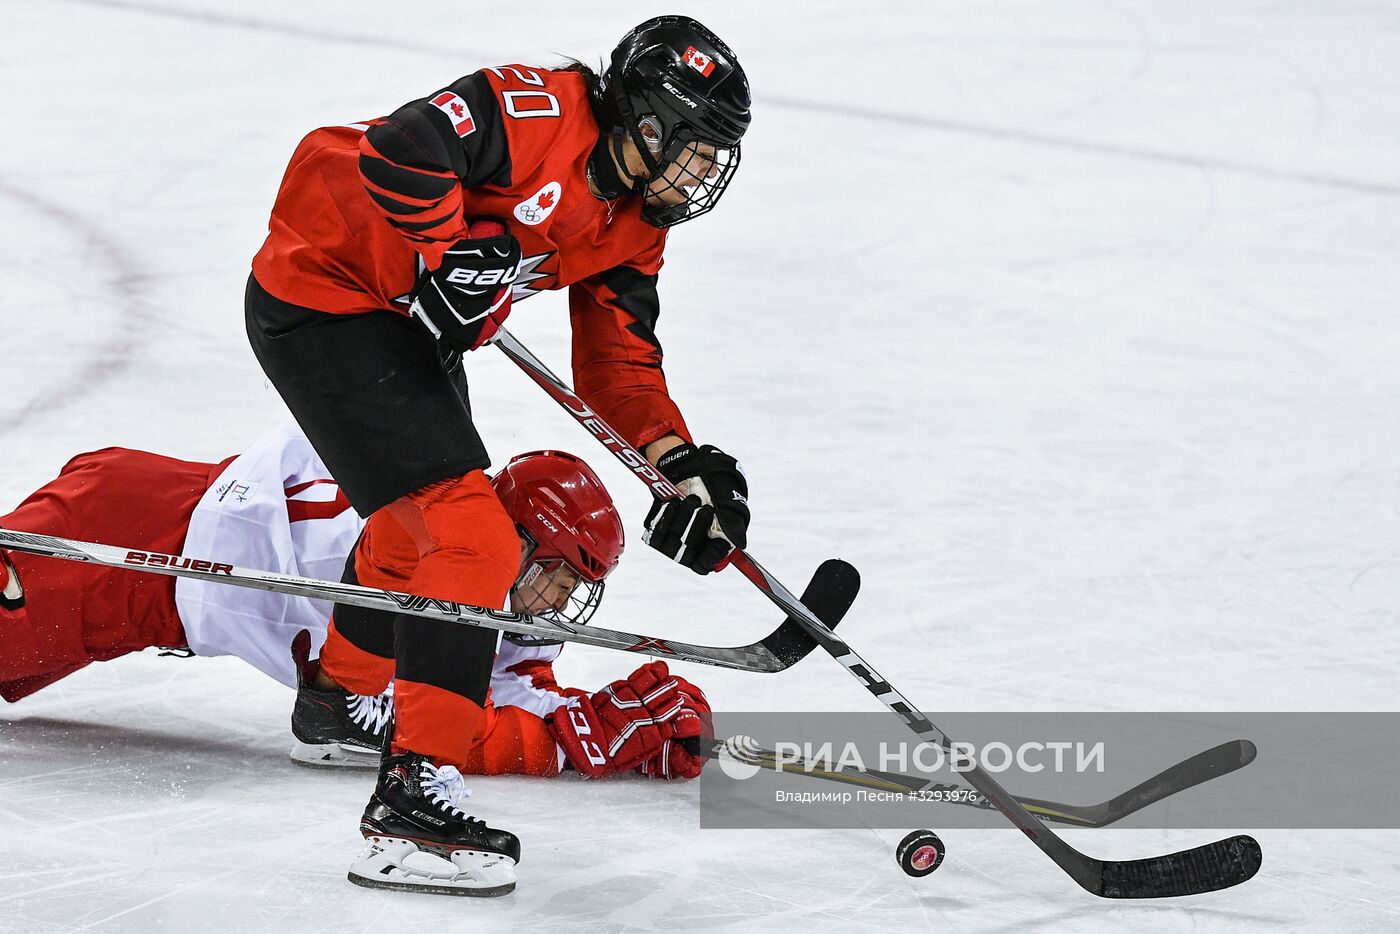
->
[592, 15, 751, 227]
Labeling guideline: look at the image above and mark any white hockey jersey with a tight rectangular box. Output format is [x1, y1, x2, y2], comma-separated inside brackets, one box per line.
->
[174, 423, 570, 720]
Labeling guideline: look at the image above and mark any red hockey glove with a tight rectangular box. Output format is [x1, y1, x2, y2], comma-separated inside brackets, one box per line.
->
[638, 674, 712, 780]
[408, 218, 519, 352]
[547, 661, 686, 779]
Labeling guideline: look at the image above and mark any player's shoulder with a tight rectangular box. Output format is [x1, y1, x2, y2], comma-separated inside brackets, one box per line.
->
[286, 122, 376, 163]
[473, 65, 598, 181]
[241, 420, 319, 462]
[476, 64, 591, 111]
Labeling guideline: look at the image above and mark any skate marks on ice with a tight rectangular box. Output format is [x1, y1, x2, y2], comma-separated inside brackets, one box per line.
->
[0, 181, 159, 436]
[761, 94, 1400, 199]
[50, 0, 489, 61]
[3, 0, 1400, 929]
[0, 679, 372, 930]
[0, 708, 948, 933]
[4, 669, 1399, 931]
[50, 0, 1400, 200]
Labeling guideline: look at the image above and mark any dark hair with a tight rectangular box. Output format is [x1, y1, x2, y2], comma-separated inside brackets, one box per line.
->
[556, 58, 604, 123]
[556, 59, 600, 92]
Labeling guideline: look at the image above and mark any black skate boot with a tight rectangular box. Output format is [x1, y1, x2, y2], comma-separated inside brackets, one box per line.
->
[349, 751, 520, 896]
[288, 630, 392, 769]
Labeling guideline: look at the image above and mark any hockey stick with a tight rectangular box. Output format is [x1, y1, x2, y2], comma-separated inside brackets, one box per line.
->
[0, 527, 854, 675]
[491, 326, 1263, 898]
[695, 737, 1257, 829]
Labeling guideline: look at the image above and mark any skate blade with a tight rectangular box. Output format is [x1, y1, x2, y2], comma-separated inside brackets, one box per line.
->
[290, 740, 380, 770]
[348, 837, 517, 897]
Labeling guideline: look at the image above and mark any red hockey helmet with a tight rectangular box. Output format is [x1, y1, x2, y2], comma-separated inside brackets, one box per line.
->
[492, 451, 624, 638]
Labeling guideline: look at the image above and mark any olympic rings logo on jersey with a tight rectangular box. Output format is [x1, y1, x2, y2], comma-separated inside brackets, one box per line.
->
[514, 181, 563, 227]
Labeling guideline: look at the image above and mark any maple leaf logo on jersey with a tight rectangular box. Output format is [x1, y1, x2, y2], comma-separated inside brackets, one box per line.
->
[514, 181, 563, 227]
[683, 46, 715, 77]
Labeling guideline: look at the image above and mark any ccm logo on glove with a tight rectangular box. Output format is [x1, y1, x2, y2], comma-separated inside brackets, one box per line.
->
[566, 707, 609, 768]
[548, 661, 690, 779]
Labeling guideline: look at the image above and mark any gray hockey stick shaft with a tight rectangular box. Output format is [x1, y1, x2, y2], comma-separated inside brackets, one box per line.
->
[491, 325, 1262, 897]
[0, 526, 813, 673]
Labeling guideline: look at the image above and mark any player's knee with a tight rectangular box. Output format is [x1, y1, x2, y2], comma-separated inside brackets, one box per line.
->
[356, 506, 425, 587]
[422, 470, 518, 563]
[359, 470, 515, 586]
[405, 470, 521, 606]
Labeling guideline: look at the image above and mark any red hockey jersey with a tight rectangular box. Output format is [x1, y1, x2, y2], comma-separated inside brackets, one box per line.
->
[252, 65, 691, 449]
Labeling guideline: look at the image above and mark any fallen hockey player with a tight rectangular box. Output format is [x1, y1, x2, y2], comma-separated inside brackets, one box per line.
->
[1, 421, 710, 895]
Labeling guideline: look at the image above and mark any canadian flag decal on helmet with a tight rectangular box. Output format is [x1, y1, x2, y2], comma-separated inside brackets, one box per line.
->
[514, 181, 564, 226]
[683, 46, 715, 77]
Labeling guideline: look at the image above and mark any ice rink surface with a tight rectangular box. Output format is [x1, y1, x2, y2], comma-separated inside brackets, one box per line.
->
[3, 0, 1399, 930]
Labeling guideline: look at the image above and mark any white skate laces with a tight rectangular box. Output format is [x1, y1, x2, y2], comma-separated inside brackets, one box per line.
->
[420, 762, 473, 819]
[347, 691, 393, 737]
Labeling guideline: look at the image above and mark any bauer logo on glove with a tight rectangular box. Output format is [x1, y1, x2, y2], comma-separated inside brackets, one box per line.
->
[409, 218, 522, 352]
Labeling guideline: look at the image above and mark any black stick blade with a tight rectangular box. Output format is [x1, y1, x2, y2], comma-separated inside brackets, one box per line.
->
[1097, 835, 1262, 898]
[760, 559, 860, 667]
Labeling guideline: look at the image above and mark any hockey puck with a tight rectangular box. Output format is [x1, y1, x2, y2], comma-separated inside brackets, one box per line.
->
[896, 829, 945, 878]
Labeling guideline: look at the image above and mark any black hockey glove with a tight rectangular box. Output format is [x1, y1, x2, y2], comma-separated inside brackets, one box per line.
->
[643, 443, 749, 575]
[408, 220, 521, 352]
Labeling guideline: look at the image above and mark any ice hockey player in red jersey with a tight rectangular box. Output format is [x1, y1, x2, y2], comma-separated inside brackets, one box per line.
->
[241, 15, 751, 895]
[0, 424, 711, 895]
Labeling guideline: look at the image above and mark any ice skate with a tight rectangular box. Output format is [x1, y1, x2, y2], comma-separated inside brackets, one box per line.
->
[289, 630, 392, 768]
[349, 752, 519, 896]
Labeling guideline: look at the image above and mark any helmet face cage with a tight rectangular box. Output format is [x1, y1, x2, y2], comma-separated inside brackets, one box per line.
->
[504, 527, 607, 647]
[631, 119, 741, 228]
[493, 450, 623, 648]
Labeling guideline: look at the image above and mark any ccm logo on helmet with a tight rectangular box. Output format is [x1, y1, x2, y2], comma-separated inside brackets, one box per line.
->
[661, 80, 699, 109]
[125, 551, 232, 575]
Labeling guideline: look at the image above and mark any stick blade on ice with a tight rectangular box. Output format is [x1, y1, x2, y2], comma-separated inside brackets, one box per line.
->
[1094, 834, 1263, 898]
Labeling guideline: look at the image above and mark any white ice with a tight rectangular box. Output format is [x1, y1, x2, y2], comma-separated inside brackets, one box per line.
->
[3, 1, 1399, 931]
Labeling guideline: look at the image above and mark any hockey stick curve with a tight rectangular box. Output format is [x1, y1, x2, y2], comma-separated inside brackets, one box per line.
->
[695, 738, 1257, 829]
[490, 326, 1262, 898]
[0, 526, 853, 675]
